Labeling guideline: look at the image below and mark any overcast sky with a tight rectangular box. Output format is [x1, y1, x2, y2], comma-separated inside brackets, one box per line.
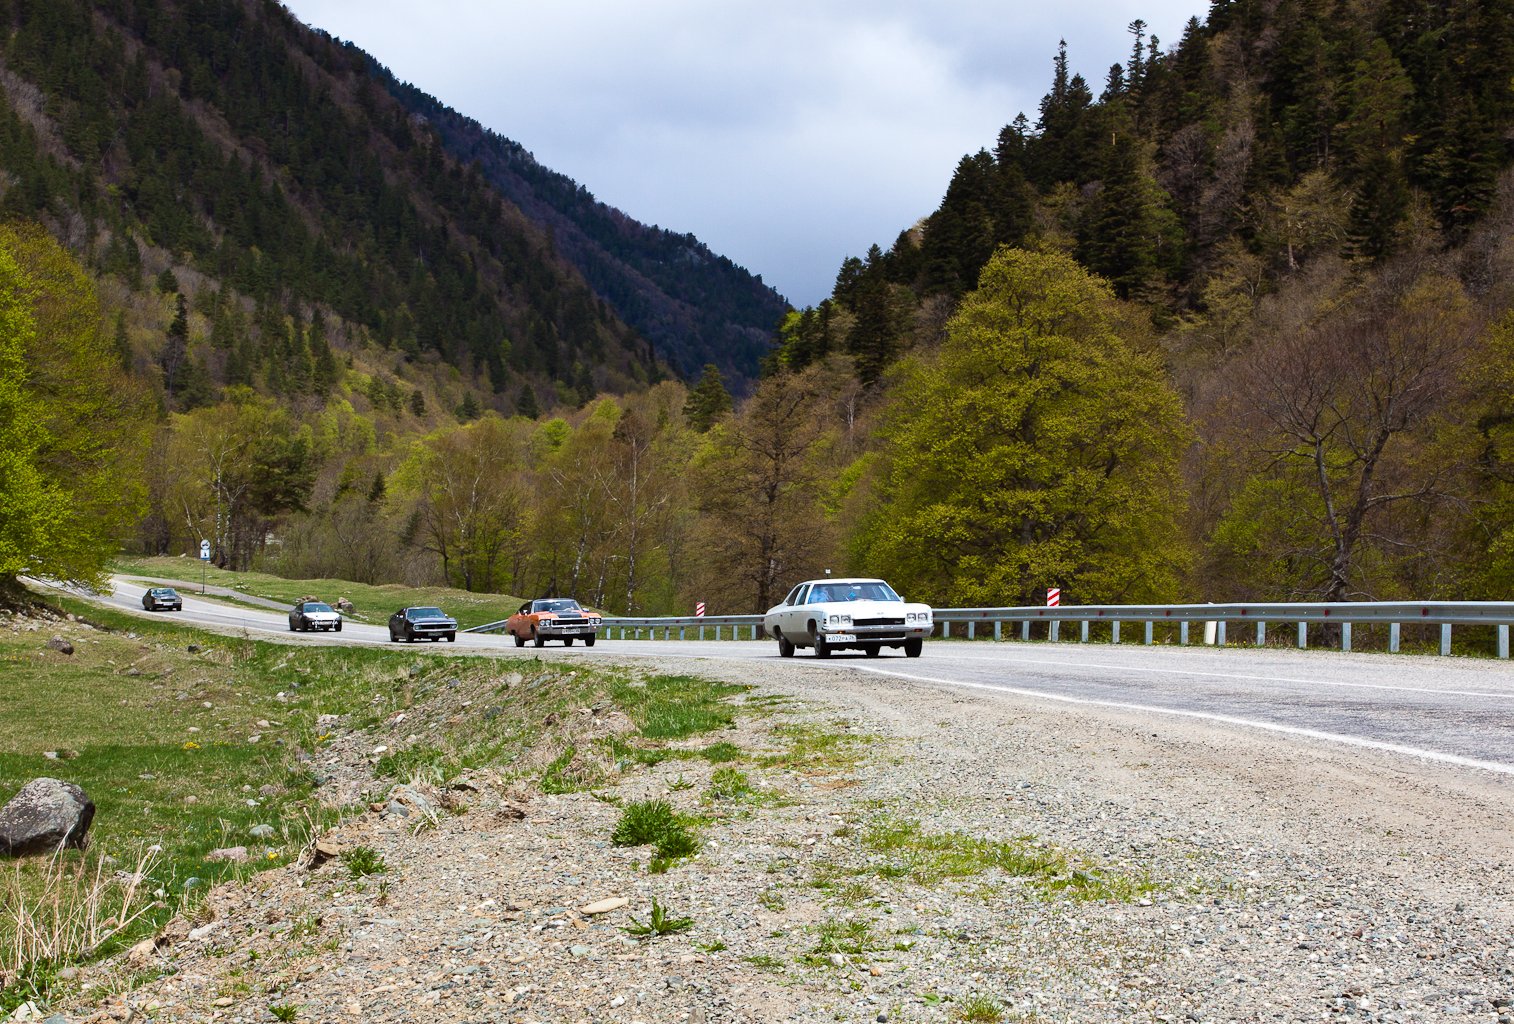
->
[282, 1, 1206, 307]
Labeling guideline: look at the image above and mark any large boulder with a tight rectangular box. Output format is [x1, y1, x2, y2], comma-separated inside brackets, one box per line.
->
[0, 778, 96, 857]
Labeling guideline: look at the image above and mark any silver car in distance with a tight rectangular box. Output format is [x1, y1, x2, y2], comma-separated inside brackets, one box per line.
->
[764, 577, 931, 659]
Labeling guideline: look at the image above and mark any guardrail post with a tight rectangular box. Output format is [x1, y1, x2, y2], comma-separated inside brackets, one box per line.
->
[1500, 624, 1509, 659]
[1255, 621, 1265, 647]
[940, 620, 950, 639]
[994, 621, 1002, 641]
[1341, 622, 1351, 652]
[1021, 620, 1030, 641]
[968, 621, 976, 640]
[1297, 622, 1307, 649]
[1216, 621, 1227, 646]
[1144, 621, 1153, 645]
[678, 627, 686, 641]
[1440, 623, 1451, 656]
[1179, 622, 1189, 645]
[1112, 621, 1120, 644]
[1389, 622, 1400, 653]
[1050, 620, 1060, 642]
[1079, 621, 1089, 643]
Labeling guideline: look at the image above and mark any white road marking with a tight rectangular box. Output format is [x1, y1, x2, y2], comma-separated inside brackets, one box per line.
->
[925, 647, 1511, 699]
[846, 663, 1514, 777]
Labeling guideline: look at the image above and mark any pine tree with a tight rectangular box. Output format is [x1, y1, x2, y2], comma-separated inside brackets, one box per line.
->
[160, 292, 189, 401]
[684, 364, 733, 431]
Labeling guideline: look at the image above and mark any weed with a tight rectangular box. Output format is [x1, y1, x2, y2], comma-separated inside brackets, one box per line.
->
[611, 800, 698, 860]
[289, 913, 321, 939]
[860, 816, 1149, 900]
[744, 953, 785, 970]
[705, 766, 754, 802]
[623, 898, 693, 939]
[342, 846, 386, 879]
[668, 774, 694, 792]
[696, 938, 728, 953]
[758, 888, 786, 912]
[812, 918, 879, 956]
[700, 741, 743, 763]
[269, 1005, 299, 1022]
[955, 994, 1005, 1022]
[538, 745, 582, 794]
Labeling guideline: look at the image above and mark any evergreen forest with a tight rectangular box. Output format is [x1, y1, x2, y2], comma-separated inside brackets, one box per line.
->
[5, 0, 1514, 615]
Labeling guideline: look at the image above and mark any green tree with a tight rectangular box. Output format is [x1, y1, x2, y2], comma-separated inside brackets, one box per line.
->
[855, 249, 1192, 606]
[0, 225, 151, 589]
[683, 364, 732, 432]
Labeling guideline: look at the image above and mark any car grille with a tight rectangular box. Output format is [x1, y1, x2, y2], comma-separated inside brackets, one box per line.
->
[853, 617, 906, 627]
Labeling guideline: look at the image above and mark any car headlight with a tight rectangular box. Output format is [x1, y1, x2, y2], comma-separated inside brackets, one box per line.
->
[907, 611, 931, 623]
[826, 613, 851, 627]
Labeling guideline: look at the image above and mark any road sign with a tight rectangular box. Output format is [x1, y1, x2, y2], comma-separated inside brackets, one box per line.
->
[695, 602, 706, 617]
[1046, 588, 1060, 607]
[199, 540, 211, 561]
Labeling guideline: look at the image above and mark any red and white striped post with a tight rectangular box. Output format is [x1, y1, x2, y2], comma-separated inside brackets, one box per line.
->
[1046, 588, 1060, 607]
[695, 601, 706, 640]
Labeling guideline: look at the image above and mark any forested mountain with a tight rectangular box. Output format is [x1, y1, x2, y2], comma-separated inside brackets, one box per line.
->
[0, 0, 782, 416]
[379, 72, 788, 393]
[770, 0, 1514, 607]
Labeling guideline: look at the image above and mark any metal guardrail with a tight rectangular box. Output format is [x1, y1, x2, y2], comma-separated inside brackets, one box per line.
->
[471, 601, 1514, 658]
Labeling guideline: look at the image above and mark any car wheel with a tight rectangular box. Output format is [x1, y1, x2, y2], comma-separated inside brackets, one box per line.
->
[584, 634, 596, 648]
[288, 621, 296, 632]
[864, 643, 881, 658]
[514, 633, 525, 648]
[447, 633, 456, 642]
[532, 629, 544, 648]
[814, 635, 831, 659]
[564, 637, 574, 647]
[904, 638, 923, 658]
[335, 622, 342, 633]
[778, 633, 795, 658]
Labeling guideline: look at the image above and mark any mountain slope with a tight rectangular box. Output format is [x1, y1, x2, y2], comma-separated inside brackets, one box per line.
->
[0, 0, 782, 409]
[376, 70, 789, 392]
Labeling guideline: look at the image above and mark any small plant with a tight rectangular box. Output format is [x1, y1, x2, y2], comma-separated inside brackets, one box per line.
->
[611, 800, 698, 860]
[744, 953, 784, 970]
[705, 766, 754, 802]
[289, 913, 321, 939]
[623, 898, 693, 939]
[668, 774, 694, 792]
[758, 888, 786, 912]
[700, 741, 742, 763]
[955, 994, 1005, 1022]
[812, 918, 876, 956]
[269, 1004, 299, 1022]
[539, 745, 581, 794]
[696, 938, 728, 953]
[342, 846, 386, 879]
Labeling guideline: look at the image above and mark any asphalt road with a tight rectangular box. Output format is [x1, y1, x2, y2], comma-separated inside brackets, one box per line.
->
[90, 577, 1514, 778]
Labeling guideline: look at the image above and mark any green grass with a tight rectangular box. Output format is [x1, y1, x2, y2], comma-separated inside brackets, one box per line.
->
[342, 846, 386, 878]
[859, 817, 1151, 901]
[623, 898, 694, 939]
[955, 994, 1006, 1022]
[2, 587, 756, 1008]
[610, 674, 747, 739]
[110, 555, 524, 630]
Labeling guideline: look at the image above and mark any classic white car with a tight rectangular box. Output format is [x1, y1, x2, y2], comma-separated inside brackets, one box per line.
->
[763, 577, 931, 658]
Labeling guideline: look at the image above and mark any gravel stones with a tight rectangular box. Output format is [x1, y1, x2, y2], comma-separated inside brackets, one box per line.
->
[58, 652, 1514, 1023]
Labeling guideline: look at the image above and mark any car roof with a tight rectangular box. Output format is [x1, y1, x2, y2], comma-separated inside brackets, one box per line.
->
[794, 578, 887, 587]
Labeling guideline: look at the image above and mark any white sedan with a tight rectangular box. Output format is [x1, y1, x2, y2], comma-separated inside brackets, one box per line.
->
[763, 577, 931, 658]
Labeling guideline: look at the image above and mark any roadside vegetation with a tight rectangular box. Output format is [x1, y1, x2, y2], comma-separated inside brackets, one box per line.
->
[0, 590, 753, 1011]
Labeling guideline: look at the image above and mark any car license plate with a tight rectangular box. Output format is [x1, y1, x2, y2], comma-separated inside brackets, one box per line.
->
[825, 633, 856, 643]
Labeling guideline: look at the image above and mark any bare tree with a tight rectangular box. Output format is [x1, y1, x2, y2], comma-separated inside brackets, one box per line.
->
[1244, 265, 1482, 600]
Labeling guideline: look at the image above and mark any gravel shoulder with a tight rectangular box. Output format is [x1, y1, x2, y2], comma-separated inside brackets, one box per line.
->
[66, 653, 1514, 1024]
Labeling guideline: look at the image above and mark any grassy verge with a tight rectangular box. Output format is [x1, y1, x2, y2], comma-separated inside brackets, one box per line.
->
[0, 590, 756, 1011]
[109, 555, 524, 629]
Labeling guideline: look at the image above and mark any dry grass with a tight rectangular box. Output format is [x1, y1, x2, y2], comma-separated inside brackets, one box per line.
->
[1, 847, 159, 990]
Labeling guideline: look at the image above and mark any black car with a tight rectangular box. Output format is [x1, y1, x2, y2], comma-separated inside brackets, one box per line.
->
[389, 606, 458, 643]
[141, 587, 182, 611]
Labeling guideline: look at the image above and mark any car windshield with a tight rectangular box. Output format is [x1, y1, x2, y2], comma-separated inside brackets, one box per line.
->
[533, 599, 581, 613]
[809, 582, 900, 603]
[407, 607, 445, 619]
[152, 589, 176, 597]
[304, 603, 333, 613]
